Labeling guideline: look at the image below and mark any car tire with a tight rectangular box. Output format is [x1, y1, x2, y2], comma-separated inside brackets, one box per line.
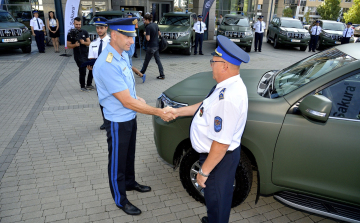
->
[273, 36, 279, 49]
[184, 39, 192, 55]
[21, 45, 31, 53]
[267, 32, 271, 43]
[300, 45, 307, 51]
[245, 46, 251, 52]
[179, 148, 253, 207]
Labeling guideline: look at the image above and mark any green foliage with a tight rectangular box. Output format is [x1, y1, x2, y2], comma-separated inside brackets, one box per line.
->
[283, 8, 293, 17]
[343, 0, 360, 24]
[304, 11, 310, 23]
[316, 0, 341, 21]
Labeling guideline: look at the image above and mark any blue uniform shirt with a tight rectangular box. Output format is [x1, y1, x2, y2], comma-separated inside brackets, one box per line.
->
[93, 44, 137, 122]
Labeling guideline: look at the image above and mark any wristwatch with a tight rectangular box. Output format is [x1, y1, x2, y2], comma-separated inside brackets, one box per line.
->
[199, 168, 210, 177]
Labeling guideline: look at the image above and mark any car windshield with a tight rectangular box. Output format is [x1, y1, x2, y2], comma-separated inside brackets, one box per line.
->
[159, 16, 189, 26]
[272, 48, 356, 97]
[222, 17, 249, 26]
[0, 12, 16, 22]
[323, 22, 345, 31]
[281, 19, 303, 29]
[88, 13, 141, 25]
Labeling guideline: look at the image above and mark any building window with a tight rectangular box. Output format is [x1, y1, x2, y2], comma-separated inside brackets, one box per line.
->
[318, 0, 324, 2]
[345, 0, 351, 2]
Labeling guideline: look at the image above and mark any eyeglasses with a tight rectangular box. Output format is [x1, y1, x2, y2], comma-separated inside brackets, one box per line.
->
[210, 59, 225, 66]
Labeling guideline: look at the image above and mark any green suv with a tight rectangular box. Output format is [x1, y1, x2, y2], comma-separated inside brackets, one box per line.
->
[0, 10, 32, 53]
[158, 12, 196, 55]
[153, 45, 360, 222]
[267, 17, 310, 51]
[216, 14, 253, 52]
[82, 11, 145, 42]
[309, 20, 355, 50]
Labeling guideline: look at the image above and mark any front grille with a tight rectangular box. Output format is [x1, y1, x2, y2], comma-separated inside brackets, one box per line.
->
[163, 32, 179, 40]
[287, 32, 305, 39]
[331, 34, 341, 41]
[89, 34, 98, 41]
[0, 28, 22, 37]
[225, 31, 246, 38]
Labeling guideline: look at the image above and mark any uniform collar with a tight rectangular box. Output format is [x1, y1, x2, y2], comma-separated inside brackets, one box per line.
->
[100, 35, 109, 41]
[216, 75, 240, 89]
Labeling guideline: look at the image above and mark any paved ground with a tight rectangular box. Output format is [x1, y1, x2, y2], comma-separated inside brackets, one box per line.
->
[0, 39, 343, 223]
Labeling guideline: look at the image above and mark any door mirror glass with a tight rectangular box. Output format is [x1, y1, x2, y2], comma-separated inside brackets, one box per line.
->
[299, 95, 332, 122]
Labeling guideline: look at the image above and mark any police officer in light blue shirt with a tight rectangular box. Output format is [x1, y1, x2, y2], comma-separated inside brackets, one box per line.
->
[92, 17, 175, 216]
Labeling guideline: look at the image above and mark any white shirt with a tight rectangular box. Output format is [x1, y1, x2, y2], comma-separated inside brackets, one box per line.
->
[343, 28, 354, 37]
[88, 35, 110, 59]
[193, 21, 207, 34]
[253, 21, 265, 33]
[30, 17, 45, 31]
[49, 18, 57, 27]
[190, 75, 248, 153]
[310, 25, 322, 35]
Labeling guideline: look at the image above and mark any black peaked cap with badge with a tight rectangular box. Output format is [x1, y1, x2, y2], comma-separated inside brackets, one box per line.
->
[93, 17, 108, 26]
[211, 35, 250, 66]
[105, 18, 138, 37]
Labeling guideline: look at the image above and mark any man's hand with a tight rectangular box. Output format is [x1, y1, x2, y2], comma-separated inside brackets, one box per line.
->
[163, 106, 178, 116]
[196, 173, 208, 188]
[87, 65, 93, 71]
[79, 39, 85, 45]
[160, 108, 177, 122]
[75, 41, 80, 47]
[32, 33, 36, 36]
[137, 96, 146, 104]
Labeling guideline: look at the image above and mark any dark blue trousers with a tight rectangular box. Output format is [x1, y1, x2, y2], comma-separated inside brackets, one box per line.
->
[309, 35, 319, 51]
[254, 32, 263, 51]
[341, 37, 350, 44]
[194, 33, 204, 54]
[199, 147, 240, 223]
[34, 30, 45, 52]
[105, 118, 137, 207]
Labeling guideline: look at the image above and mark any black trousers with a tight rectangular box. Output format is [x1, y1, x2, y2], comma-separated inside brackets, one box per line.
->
[254, 32, 263, 51]
[75, 59, 93, 88]
[194, 33, 204, 54]
[140, 47, 164, 77]
[341, 37, 350, 44]
[199, 147, 240, 223]
[105, 118, 137, 207]
[309, 35, 319, 51]
[34, 30, 45, 52]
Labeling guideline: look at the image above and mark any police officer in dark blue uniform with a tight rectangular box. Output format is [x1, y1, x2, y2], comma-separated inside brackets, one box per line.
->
[167, 35, 250, 223]
[92, 18, 175, 216]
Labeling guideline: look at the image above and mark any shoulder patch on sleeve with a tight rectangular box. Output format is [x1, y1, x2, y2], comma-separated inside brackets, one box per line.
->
[219, 88, 226, 100]
[214, 116, 222, 132]
[106, 52, 113, 63]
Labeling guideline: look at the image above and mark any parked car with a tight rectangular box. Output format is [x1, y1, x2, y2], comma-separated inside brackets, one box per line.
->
[0, 9, 32, 53]
[303, 24, 310, 30]
[153, 45, 360, 222]
[81, 10, 145, 43]
[158, 12, 196, 55]
[309, 20, 355, 50]
[353, 24, 360, 37]
[216, 14, 253, 52]
[267, 17, 310, 51]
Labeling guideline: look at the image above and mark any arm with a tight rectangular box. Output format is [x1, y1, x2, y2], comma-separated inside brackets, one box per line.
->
[146, 35, 150, 41]
[67, 41, 80, 49]
[47, 19, 50, 31]
[80, 37, 91, 46]
[167, 102, 202, 117]
[31, 26, 35, 36]
[56, 19, 59, 32]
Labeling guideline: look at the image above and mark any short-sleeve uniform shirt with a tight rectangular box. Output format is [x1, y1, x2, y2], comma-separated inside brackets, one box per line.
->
[93, 44, 137, 122]
[190, 75, 248, 153]
[193, 21, 207, 34]
[88, 35, 110, 59]
[253, 21, 265, 33]
[30, 17, 45, 31]
[310, 25, 322, 35]
[343, 28, 354, 37]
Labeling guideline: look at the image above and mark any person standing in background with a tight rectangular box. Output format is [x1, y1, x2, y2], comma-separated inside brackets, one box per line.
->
[47, 11, 60, 53]
[309, 20, 321, 52]
[193, 15, 207, 55]
[341, 22, 354, 44]
[30, 10, 46, 53]
[253, 16, 265, 52]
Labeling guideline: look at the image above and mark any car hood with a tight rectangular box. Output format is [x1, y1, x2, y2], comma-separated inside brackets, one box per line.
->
[0, 22, 26, 29]
[323, 30, 343, 35]
[81, 25, 97, 34]
[280, 27, 308, 33]
[219, 25, 251, 32]
[159, 25, 190, 33]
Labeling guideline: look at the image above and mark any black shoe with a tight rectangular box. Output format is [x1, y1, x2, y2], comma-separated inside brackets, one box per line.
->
[117, 202, 141, 215]
[201, 216, 209, 223]
[199, 53, 204, 55]
[312, 50, 315, 52]
[259, 50, 261, 52]
[100, 123, 106, 130]
[126, 184, 151, 192]
[308, 50, 311, 52]
[254, 49, 257, 52]
[156, 76, 165, 80]
[194, 53, 197, 55]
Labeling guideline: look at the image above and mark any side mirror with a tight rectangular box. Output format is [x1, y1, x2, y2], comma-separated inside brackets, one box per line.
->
[17, 18, 23, 22]
[299, 95, 332, 122]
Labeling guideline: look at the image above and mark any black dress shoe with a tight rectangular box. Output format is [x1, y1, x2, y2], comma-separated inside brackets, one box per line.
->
[199, 53, 204, 55]
[117, 202, 141, 215]
[201, 216, 209, 223]
[259, 50, 261, 52]
[194, 53, 197, 55]
[126, 184, 151, 192]
[100, 123, 106, 130]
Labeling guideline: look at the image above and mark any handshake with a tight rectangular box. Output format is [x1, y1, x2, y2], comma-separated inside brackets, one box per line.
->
[159, 107, 179, 122]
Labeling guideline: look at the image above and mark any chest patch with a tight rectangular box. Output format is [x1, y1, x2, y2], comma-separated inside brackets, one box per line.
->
[214, 116, 222, 132]
[219, 88, 226, 100]
[199, 107, 204, 117]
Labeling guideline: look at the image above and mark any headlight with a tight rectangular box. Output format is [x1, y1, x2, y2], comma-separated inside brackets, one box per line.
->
[178, 31, 190, 37]
[22, 26, 28, 33]
[304, 33, 310, 37]
[156, 93, 188, 108]
[323, 32, 331, 38]
[279, 30, 287, 36]
[245, 31, 252, 36]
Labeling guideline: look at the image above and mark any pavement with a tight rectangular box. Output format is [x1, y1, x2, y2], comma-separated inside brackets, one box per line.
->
[0, 39, 341, 223]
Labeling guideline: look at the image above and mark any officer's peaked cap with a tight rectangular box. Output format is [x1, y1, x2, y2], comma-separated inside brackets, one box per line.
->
[93, 17, 108, 26]
[106, 18, 138, 37]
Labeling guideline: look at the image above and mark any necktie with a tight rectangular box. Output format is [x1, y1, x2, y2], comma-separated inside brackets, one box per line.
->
[98, 39, 103, 56]
[315, 26, 318, 35]
[200, 22, 202, 32]
[344, 29, 348, 37]
[36, 18, 40, 30]
[260, 22, 262, 32]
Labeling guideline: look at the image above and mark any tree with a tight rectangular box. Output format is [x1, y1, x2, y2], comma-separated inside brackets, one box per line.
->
[283, 8, 293, 17]
[304, 11, 310, 23]
[343, 0, 360, 24]
[316, 0, 341, 21]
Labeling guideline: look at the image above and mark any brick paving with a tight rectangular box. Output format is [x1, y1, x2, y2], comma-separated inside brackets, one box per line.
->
[0, 39, 341, 223]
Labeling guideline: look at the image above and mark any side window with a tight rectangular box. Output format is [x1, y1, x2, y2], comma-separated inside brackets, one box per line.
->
[317, 73, 360, 120]
[277, 18, 281, 26]
[272, 18, 276, 24]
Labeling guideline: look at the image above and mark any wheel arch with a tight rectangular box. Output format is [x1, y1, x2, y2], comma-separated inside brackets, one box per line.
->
[173, 138, 192, 169]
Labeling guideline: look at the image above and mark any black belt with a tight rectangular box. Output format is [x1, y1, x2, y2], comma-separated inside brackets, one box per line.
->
[200, 150, 234, 155]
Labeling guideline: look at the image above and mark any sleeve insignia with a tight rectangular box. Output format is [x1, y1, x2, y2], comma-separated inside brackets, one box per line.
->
[214, 116, 222, 132]
[106, 52, 113, 63]
[199, 107, 204, 117]
[219, 88, 226, 100]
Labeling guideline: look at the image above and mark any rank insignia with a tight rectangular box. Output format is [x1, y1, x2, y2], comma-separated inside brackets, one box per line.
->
[219, 88, 226, 100]
[199, 107, 204, 117]
[214, 116, 222, 132]
[106, 52, 113, 63]
[97, 18, 100, 21]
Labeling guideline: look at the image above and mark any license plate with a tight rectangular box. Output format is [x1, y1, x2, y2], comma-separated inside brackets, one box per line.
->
[335, 41, 341, 44]
[291, 39, 301, 42]
[167, 40, 173, 44]
[2, 38, 18, 43]
[230, 39, 240, 42]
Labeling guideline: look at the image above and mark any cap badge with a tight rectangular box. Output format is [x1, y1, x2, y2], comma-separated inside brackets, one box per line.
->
[97, 18, 100, 21]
